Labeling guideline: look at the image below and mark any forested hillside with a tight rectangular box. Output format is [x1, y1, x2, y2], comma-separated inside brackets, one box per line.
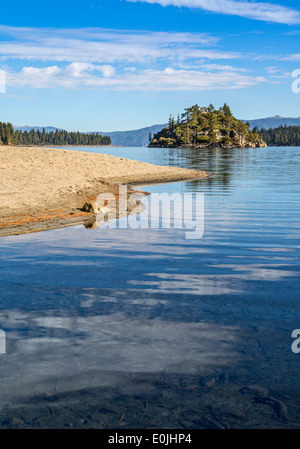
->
[0, 122, 111, 146]
[258, 125, 300, 146]
[149, 104, 266, 149]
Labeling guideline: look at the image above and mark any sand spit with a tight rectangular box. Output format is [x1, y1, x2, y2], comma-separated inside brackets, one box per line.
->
[0, 146, 209, 236]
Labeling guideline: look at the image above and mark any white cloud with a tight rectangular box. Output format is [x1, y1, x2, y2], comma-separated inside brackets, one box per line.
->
[7, 63, 266, 91]
[280, 54, 300, 61]
[65, 63, 115, 78]
[0, 25, 219, 46]
[0, 25, 233, 64]
[8, 63, 116, 89]
[201, 63, 249, 72]
[265, 66, 281, 74]
[15, 66, 62, 88]
[0, 25, 268, 93]
[100, 65, 116, 77]
[127, 0, 300, 24]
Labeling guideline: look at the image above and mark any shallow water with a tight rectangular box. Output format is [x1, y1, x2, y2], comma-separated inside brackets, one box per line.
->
[0, 146, 300, 428]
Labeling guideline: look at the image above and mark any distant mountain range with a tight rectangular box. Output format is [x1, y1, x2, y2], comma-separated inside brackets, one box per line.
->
[245, 115, 300, 131]
[93, 123, 168, 147]
[13, 115, 300, 147]
[14, 125, 61, 133]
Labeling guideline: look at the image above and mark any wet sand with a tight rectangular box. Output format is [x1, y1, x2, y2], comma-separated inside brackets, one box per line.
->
[0, 146, 209, 236]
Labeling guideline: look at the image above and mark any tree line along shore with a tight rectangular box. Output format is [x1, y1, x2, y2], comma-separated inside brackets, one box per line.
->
[258, 125, 300, 147]
[0, 122, 111, 146]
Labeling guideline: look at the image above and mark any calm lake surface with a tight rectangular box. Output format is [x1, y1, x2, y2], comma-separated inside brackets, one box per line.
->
[0, 146, 300, 428]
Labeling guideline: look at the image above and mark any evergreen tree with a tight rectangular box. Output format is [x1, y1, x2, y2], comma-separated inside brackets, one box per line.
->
[0, 122, 4, 144]
[219, 103, 232, 116]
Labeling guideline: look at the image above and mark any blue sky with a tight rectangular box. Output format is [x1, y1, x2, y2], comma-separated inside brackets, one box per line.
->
[0, 0, 300, 131]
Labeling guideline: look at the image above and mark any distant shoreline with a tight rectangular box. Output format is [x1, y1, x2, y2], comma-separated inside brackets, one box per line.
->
[47, 144, 123, 147]
[0, 146, 209, 237]
[57, 144, 124, 147]
[3, 144, 124, 148]
[149, 143, 268, 149]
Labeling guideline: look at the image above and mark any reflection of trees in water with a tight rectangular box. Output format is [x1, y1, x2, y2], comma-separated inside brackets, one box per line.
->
[165, 147, 250, 190]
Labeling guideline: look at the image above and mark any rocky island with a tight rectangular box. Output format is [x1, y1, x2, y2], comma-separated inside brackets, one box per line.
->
[149, 104, 267, 149]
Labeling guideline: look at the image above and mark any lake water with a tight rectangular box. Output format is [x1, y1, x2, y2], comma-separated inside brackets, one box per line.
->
[0, 146, 300, 428]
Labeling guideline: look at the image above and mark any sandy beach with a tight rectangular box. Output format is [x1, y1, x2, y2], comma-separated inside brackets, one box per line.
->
[0, 146, 209, 236]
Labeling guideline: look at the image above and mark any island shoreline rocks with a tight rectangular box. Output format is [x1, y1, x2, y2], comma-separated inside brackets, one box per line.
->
[0, 146, 209, 236]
